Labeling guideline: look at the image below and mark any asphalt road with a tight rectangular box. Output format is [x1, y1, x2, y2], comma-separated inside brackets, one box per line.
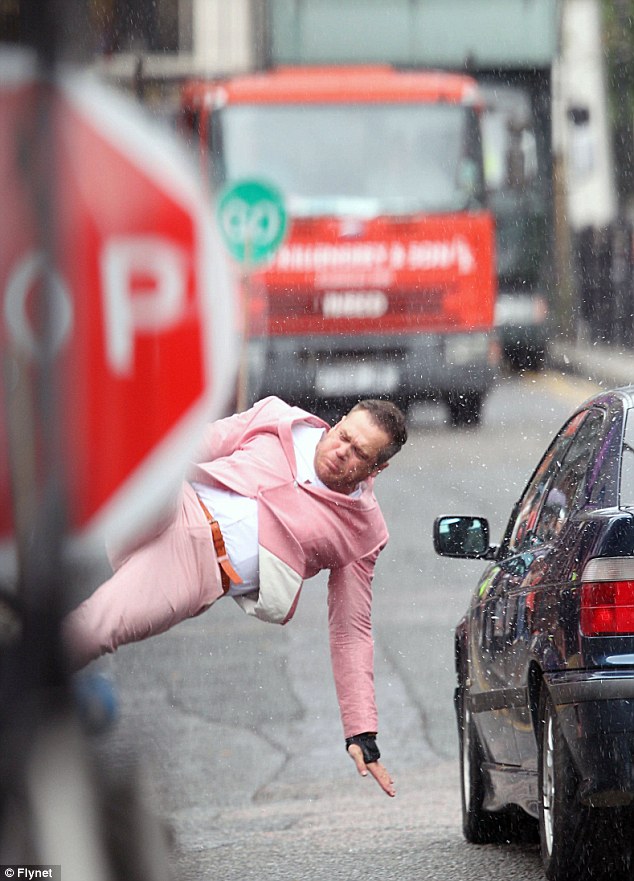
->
[89, 368, 602, 881]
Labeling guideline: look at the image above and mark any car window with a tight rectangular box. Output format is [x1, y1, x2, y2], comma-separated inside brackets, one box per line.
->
[532, 409, 604, 544]
[505, 411, 588, 554]
[586, 412, 621, 507]
[619, 408, 634, 505]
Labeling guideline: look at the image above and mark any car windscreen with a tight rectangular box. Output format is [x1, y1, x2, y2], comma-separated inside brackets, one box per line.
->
[210, 102, 485, 217]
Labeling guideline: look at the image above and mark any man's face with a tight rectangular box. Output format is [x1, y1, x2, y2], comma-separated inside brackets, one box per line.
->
[313, 409, 390, 495]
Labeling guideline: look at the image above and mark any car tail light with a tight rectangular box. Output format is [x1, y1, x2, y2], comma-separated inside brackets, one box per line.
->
[580, 558, 634, 636]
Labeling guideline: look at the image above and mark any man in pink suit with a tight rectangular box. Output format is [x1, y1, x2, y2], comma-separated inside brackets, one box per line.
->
[64, 395, 407, 796]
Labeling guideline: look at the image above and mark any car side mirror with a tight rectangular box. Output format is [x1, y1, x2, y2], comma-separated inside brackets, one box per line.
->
[433, 515, 493, 559]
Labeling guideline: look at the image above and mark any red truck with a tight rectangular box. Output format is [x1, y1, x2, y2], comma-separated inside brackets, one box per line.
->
[181, 65, 498, 425]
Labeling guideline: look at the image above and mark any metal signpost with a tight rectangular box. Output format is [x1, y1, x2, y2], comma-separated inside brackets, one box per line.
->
[0, 52, 239, 877]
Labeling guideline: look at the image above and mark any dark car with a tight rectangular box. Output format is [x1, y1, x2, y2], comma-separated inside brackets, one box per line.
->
[433, 387, 634, 881]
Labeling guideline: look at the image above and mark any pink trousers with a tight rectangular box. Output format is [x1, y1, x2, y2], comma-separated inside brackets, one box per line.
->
[63, 483, 225, 668]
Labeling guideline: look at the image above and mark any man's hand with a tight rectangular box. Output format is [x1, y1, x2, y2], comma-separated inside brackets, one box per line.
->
[347, 743, 396, 796]
[345, 733, 396, 797]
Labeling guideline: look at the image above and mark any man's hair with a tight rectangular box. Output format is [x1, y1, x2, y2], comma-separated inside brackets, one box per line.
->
[349, 399, 408, 464]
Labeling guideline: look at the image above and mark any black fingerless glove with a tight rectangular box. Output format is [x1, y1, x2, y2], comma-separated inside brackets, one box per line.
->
[345, 732, 380, 764]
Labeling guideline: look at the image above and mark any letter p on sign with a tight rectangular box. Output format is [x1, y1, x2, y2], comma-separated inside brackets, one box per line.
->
[102, 236, 188, 376]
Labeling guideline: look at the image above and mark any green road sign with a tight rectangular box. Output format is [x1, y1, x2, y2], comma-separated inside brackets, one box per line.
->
[216, 179, 288, 265]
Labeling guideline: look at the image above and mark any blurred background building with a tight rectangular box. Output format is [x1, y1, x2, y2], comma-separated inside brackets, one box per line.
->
[2, 0, 634, 350]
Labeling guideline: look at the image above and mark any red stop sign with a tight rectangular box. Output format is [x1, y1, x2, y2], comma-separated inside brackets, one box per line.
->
[0, 58, 239, 555]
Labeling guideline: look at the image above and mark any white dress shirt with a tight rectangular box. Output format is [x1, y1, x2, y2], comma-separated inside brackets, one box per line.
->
[191, 422, 328, 596]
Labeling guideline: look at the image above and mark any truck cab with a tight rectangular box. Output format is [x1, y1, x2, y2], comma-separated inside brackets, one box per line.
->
[182, 66, 499, 424]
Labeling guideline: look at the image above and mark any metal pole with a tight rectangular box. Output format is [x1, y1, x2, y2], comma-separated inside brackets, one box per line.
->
[9, 0, 68, 687]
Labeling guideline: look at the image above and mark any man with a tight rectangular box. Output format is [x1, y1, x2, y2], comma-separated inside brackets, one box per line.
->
[64, 395, 407, 796]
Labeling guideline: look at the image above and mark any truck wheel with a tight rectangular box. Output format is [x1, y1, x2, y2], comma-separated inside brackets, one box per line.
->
[506, 344, 546, 373]
[447, 392, 483, 428]
[458, 682, 516, 844]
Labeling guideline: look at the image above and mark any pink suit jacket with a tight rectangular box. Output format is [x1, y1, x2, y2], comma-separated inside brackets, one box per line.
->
[188, 396, 389, 738]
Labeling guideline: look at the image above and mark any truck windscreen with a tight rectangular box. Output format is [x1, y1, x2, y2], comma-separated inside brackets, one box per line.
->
[210, 102, 485, 216]
[479, 83, 547, 286]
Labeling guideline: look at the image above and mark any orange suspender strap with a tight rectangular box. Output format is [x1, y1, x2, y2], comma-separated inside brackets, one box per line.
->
[196, 496, 243, 592]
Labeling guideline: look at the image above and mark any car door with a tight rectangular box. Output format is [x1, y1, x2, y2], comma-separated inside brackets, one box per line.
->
[468, 554, 527, 766]
[468, 411, 590, 767]
[503, 408, 607, 767]
[468, 427, 569, 766]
